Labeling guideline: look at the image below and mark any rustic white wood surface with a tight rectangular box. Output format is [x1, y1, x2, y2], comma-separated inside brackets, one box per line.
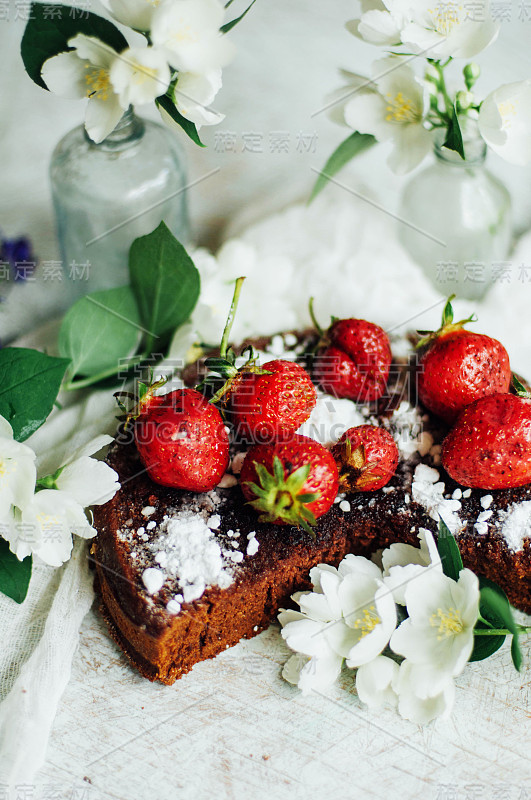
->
[33, 601, 530, 800]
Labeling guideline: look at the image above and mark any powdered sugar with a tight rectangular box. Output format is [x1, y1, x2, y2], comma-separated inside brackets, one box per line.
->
[411, 464, 463, 534]
[149, 511, 233, 604]
[498, 501, 531, 552]
[385, 401, 432, 459]
[297, 392, 367, 446]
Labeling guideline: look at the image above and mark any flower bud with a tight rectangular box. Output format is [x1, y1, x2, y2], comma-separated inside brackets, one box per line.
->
[456, 90, 474, 112]
[463, 62, 480, 90]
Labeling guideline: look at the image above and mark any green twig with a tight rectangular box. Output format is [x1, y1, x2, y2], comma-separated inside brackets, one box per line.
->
[220, 277, 245, 359]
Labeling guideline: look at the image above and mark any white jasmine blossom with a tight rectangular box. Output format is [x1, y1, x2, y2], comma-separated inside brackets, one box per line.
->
[100, 0, 162, 31]
[393, 660, 456, 723]
[53, 435, 120, 508]
[6, 490, 95, 567]
[172, 69, 225, 126]
[279, 555, 397, 694]
[343, 58, 432, 174]
[281, 651, 344, 695]
[479, 81, 531, 165]
[390, 568, 479, 688]
[0, 415, 37, 519]
[382, 527, 442, 604]
[347, 0, 405, 47]
[110, 46, 171, 109]
[400, 0, 499, 60]
[41, 34, 123, 144]
[151, 0, 235, 74]
[355, 655, 399, 709]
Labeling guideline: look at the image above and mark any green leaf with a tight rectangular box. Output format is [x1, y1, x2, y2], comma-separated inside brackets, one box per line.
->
[310, 132, 377, 202]
[443, 107, 465, 160]
[0, 539, 32, 604]
[436, 518, 463, 581]
[469, 624, 506, 662]
[58, 286, 141, 378]
[220, 0, 258, 33]
[0, 348, 70, 441]
[156, 94, 204, 147]
[479, 581, 522, 671]
[21, 2, 128, 90]
[129, 222, 201, 350]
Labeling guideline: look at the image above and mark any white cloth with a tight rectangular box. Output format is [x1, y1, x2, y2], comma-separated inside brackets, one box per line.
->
[0, 539, 94, 784]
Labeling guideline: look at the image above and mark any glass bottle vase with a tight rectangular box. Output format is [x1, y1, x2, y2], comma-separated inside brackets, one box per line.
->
[398, 131, 512, 301]
[50, 107, 189, 301]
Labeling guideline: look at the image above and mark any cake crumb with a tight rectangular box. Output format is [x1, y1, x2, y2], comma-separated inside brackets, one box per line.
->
[141, 506, 156, 517]
[463, 488, 472, 498]
[146, 521, 156, 530]
[218, 474, 238, 489]
[339, 500, 351, 512]
[480, 495, 493, 509]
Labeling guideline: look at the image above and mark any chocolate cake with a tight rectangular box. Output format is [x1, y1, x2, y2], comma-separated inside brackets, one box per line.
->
[91, 331, 531, 684]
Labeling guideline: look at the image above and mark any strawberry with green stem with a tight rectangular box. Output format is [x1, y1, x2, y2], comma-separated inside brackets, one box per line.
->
[115, 373, 230, 493]
[331, 425, 399, 492]
[240, 434, 339, 535]
[309, 298, 392, 402]
[416, 294, 511, 423]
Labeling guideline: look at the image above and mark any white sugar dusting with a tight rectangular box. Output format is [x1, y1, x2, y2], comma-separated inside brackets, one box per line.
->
[148, 511, 233, 604]
[142, 568, 164, 595]
[498, 501, 531, 552]
[411, 464, 463, 534]
[297, 391, 367, 446]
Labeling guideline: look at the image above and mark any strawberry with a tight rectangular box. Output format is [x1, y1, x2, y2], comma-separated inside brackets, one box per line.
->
[313, 316, 392, 402]
[240, 434, 339, 534]
[417, 295, 511, 423]
[331, 425, 399, 492]
[134, 388, 229, 491]
[442, 390, 531, 490]
[230, 359, 316, 444]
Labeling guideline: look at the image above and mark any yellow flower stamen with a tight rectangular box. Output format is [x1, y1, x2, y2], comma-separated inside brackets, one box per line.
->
[385, 92, 417, 123]
[429, 3, 463, 35]
[84, 65, 112, 101]
[429, 606, 464, 639]
[498, 100, 518, 130]
[352, 604, 381, 638]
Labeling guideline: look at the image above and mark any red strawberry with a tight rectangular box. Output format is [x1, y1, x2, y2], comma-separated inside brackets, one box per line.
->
[240, 433, 339, 534]
[442, 392, 531, 490]
[134, 389, 229, 491]
[314, 318, 392, 402]
[417, 296, 511, 423]
[230, 359, 316, 443]
[331, 425, 399, 492]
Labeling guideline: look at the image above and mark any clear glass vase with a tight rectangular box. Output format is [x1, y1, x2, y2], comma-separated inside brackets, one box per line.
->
[50, 107, 189, 300]
[398, 129, 512, 301]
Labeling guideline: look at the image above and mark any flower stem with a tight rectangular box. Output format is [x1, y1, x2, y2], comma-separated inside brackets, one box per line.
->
[219, 277, 245, 359]
[474, 626, 531, 636]
[433, 60, 453, 120]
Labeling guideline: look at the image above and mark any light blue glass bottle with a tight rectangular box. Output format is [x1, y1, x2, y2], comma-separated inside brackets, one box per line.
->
[399, 126, 512, 301]
[50, 107, 189, 301]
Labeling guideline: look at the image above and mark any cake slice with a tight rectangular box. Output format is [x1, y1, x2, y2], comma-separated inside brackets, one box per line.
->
[91, 333, 531, 684]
